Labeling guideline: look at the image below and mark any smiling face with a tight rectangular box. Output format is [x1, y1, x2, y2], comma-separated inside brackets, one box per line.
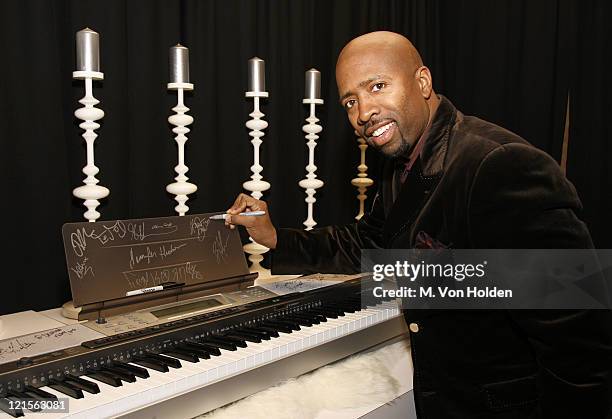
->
[336, 32, 437, 158]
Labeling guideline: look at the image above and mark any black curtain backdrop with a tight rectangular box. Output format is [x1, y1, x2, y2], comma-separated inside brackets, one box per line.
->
[567, 1, 611, 250]
[0, 0, 608, 315]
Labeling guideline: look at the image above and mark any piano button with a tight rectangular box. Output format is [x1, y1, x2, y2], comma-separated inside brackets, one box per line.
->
[23, 385, 57, 401]
[131, 357, 169, 373]
[101, 365, 137, 383]
[112, 361, 150, 379]
[48, 378, 85, 399]
[162, 349, 200, 363]
[64, 374, 100, 394]
[218, 336, 248, 348]
[202, 338, 237, 351]
[188, 342, 222, 356]
[86, 369, 123, 387]
[226, 332, 261, 343]
[0, 396, 24, 417]
[144, 353, 182, 369]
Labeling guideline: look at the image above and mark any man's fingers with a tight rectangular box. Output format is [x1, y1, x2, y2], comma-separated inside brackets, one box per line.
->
[228, 193, 266, 215]
[226, 214, 258, 227]
[229, 194, 251, 213]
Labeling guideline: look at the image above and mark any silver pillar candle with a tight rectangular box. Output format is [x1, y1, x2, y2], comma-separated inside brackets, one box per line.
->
[76, 28, 100, 72]
[248, 57, 265, 92]
[305, 68, 321, 100]
[169, 44, 190, 84]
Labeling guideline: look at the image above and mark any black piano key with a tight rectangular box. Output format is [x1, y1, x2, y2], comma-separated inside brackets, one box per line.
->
[256, 322, 282, 338]
[225, 332, 262, 343]
[101, 366, 137, 383]
[86, 369, 123, 387]
[144, 353, 182, 369]
[262, 320, 297, 333]
[293, 313, 320, 324]
[324, 306, 347, 316]
[162, 348, 200, 363]
[177, 344, 211, 359]
[64, 374, 100, 394]
[48, 379, 84, 399]
[311, 308, 338, 318]
[217, 335, 248, 348]
[6, 391, 41, 412]
[24, 385, 57, 401]
[284, 315, 314, 327]
[237, 327, 272, 340]
[307, 312, 328, 322]
[260, 321, 293, 334]
[112, 361, 150, 379]
[202, 337, 237, 351]
[330, 303, 357, 313]
[131, 358, 169, 373]
[0, 397, 24, 417]
[274, 319, 301, 330]
[253, 325, 282, 337]
[184, 341, 222, 356]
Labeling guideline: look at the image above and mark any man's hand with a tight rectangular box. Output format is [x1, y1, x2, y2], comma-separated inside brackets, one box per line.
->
[225, 193, 277, 249]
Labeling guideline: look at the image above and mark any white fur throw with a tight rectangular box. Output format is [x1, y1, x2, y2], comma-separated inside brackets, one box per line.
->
[197, 339, 412, 419]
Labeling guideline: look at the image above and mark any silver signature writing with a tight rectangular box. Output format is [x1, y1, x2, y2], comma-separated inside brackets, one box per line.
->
[190, 217, 211, 241]
[123, 262, 202, 289]
[71, 257, 94, 279]
[212, 231, 230, 263]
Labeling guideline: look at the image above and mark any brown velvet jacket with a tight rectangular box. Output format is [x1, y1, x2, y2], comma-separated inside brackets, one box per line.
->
[271, 96, 612, 418]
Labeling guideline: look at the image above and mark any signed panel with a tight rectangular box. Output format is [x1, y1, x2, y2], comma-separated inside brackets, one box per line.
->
[62, 213, 248, 306]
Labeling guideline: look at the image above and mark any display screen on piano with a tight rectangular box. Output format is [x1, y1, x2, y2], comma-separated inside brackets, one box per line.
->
[0, 275, 406, 419]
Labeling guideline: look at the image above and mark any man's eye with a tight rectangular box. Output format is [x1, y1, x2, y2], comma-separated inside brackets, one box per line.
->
[372, 82, 385, 92]
[345, 99, 356, 110]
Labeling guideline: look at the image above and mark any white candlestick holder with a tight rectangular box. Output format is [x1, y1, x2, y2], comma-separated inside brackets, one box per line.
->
[166, 82, 197, 215]
[243, 91, 271, 278]
[72, 70, 109, 222]
[351, 136, 374, 220]
[298, 98, 324, 230]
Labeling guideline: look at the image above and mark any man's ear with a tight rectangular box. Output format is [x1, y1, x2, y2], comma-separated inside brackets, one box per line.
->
[415, 66, 433, 99]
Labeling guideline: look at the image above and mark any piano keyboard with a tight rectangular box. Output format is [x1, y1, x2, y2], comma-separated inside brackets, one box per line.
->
[0, 280, 405, 418]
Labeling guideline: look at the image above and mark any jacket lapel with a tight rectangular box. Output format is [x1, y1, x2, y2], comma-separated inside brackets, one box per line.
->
[380, 95, 458, 247]
[382, 159, 442, 246]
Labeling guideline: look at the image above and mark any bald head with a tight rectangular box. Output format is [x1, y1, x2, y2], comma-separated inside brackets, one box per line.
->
[337, 31, 424, 73]
[335, 31, 438, 158]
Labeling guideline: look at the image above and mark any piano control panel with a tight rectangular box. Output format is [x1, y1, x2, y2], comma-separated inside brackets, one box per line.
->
[84, 286, 278, 336]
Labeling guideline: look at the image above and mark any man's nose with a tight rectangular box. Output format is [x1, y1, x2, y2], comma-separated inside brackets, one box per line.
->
[357, 96, 379, 125]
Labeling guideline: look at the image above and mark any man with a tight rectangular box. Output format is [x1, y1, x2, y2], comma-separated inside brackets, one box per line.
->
[226, 31, 612, 418]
